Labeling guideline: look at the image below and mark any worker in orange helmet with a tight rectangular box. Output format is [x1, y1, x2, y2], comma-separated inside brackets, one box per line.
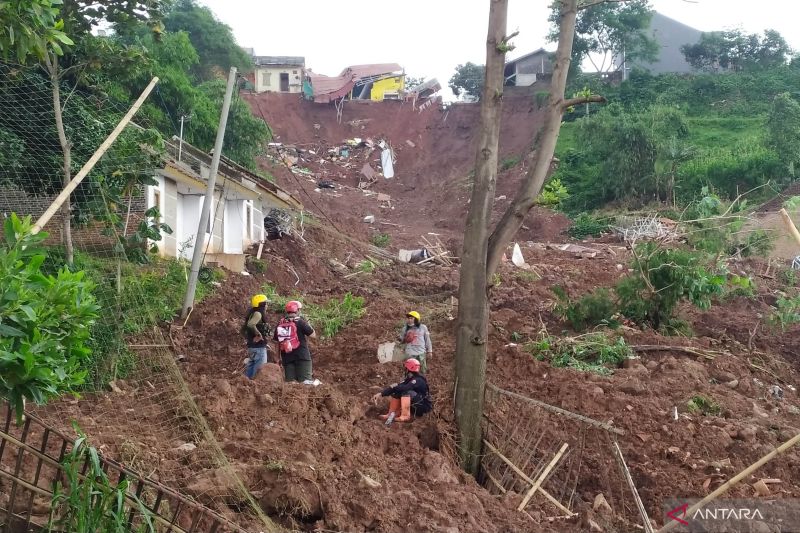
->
[372, 358, 432, 422]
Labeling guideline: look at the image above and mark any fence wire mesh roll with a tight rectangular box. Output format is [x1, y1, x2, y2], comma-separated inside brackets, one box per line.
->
[0, 61, 276, 532]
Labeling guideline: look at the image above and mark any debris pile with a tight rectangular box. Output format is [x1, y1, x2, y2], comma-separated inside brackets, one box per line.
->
[612, 214, 680, 243]
[399, 235, 455, 265]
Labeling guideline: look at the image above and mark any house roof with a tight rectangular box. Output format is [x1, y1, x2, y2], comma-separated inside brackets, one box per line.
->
[164, 138, 303, 211]
[505, 47, 549, 66]
[254, 56, 305, 67]
[306, 63, 403, 103]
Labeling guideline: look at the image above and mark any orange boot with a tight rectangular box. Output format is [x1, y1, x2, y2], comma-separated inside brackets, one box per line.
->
[379, 397, 400, 420]
[396, 396, 412, 422]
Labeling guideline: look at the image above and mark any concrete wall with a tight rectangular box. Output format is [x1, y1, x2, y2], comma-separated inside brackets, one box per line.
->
[625, 12, 702, 74]
[254, 66, 303, 93]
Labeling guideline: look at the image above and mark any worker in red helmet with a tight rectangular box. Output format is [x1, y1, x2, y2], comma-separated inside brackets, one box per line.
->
[273, 300, 316, 382]
[372, 358, 432, 422]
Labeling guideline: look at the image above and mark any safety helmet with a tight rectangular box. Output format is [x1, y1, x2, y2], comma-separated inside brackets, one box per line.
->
[251, 294, 268, 308]
[406, 311, 421, 320]
[285, 300, 302, 314]
[404, 358, 421, 373]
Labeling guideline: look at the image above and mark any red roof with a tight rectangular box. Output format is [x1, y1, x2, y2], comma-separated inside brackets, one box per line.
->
[307, 63, 403, 103]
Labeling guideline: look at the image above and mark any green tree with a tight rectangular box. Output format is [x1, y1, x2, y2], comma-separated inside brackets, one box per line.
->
[0, 0, 74, 62]
[163, 0, 252, 81]
[681, 29, 792, 72]
[449, 62, 484, 100]
[549, 0, 656, 75]
[0, 214, 100, 422]
[767, 92, 800, 176]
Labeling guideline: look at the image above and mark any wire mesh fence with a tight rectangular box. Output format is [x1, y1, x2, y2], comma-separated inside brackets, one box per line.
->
[0, 61, 277, 531]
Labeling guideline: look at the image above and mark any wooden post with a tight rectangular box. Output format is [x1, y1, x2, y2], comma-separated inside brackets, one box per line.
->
[658, 431, 800, 532]
[779, 208, 800, 248]
[32, 77, 159, 234]
[518, 443, 568, 511]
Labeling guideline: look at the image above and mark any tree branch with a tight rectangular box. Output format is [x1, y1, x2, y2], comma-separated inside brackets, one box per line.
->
[562, 95, 606, 109]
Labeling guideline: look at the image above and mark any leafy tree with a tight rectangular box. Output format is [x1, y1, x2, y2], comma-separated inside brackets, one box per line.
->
[681, 29, 792, 72]
[0, 214, 100, 422]
[449, 62, 484, 100]
[549, 0, 656, 74]
[766, 92, 800, 176]
[0, 0, 74, 62]
[163, 0, 252, 81]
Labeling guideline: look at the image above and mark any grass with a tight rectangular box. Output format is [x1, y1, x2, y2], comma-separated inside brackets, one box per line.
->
[500, 155, 521, 171]
[525, 333, 632, 376]
[684, 116, 764, 149]
[687, 395, 721, 416]
[261, 284, 366, 339]
[357, 259, 376, 273]
[371, 233, 391, 248]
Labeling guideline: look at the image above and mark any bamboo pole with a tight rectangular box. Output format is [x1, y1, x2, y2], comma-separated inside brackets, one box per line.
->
[658, 431, 800, 533]
[518, 442, 569, 511]
[482, 439, 575, 517]
[486, 383, 625, 435]
[779, 208, 800, 248]
[32, 77, 159, 234]
[612, 440, 654, 533]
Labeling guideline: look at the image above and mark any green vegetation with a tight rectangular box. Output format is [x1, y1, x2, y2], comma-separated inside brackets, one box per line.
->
[687, 395, 721, 416]
[567, 212, 612, 239]
[1, 216, 99, 421]
[553, 286, 618, 331]
[535, 178, 570, 207]
[371, 233, 391, 248]
[357, 259, 376, 273]
[500, 155, 521, 171]
[769, 294, 800, 331]
[526, 333, 632, 376]
[261, 284, 366, 339]
[49, 429, 155, 532]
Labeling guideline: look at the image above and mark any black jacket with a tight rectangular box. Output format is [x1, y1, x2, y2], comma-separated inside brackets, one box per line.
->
[243, 308, 270, 348]
[382, 372, 432, 413]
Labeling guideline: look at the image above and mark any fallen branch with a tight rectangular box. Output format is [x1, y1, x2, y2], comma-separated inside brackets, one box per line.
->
[631, 345, 724, 360]
[561, 95, 606, 110]
[518, 443, 569, 511]
[612, 440, 654, 533]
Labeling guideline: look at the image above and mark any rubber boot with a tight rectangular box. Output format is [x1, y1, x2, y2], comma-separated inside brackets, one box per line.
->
[379, 397, 400, 420]
[396, 396, 412, 422]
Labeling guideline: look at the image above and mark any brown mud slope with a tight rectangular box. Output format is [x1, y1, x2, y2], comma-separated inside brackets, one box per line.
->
[244, 92, 571, 248]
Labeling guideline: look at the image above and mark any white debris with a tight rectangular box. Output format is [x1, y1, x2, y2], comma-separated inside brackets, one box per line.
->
[363, 215, 375, 223]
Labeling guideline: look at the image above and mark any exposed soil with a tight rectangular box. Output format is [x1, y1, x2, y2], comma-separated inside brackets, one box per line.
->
[20, 95, 800, 533]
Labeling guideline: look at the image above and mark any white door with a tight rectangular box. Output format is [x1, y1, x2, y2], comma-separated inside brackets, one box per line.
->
[178, 194, 203, 259]
[223, 199, 244, 254]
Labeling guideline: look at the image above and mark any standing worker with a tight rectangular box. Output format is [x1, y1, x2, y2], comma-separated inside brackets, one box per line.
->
[274, 300, 316, 383]
[372, 358, 432, 422]
[399, 311, 432, 374]
[242, 294, 271, 380]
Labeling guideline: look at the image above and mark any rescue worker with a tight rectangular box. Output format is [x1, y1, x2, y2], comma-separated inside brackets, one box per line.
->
[273, 300, 316, 383]
[372, 358, 432, 422]
[242, 294, 271, 379]
[398, 311, 432, 374]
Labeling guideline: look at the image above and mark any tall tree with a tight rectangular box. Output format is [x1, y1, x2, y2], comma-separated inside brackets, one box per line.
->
[449, 62, 485, 100]
[163, 0, 252, 81]
[485, 0, 604, 278]
[767, 93, 800, 177]
[549, 0, 656, 74]
[454, 0, 513, 474]
[681, 29, 792, 72]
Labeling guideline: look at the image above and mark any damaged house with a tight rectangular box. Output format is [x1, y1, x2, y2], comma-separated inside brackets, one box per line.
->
[303, 63, 406, 103]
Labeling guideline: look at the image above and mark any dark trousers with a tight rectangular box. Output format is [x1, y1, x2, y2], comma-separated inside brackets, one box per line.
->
[284, 359, 312, 382]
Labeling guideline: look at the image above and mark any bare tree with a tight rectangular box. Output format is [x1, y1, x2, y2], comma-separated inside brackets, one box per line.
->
[454, 0, 514, 474]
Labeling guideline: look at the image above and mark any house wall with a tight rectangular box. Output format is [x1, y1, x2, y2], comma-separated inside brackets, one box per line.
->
[370, 76, 405, 101]
[622, 12, 702, 74]
[254, 66, 303, 93]
[516, 53, 552, 76]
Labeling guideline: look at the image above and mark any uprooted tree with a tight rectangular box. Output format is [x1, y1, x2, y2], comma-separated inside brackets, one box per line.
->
[454, 0, 606, 474]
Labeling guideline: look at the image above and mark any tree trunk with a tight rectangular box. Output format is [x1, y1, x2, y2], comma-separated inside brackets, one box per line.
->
[454, 0, 509, 475]
[47, 54, 74, 266]
[485, 0, 580, 279]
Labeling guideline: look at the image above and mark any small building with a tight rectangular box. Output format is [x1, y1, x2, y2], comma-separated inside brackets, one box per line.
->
[504, 48, 553, 86]
[147, 139, 302, 271]
[253, 56, 305, 93]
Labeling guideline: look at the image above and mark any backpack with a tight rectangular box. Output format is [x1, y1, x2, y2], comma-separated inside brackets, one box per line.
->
[276, 317, 300, 353]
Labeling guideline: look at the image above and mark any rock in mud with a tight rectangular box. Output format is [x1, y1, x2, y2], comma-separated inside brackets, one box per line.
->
[186, 467, 245, 504]
[593, 493, 613, 515]
[423, 451, 459, 484]
[710, 369, 737, 383]
[358, 471, 382, 489]
[255, 363, 284, 385]
[737, 426, 758, 442]
[215, 379, 232, 396]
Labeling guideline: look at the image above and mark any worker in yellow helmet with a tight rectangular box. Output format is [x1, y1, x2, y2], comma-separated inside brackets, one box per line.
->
[398, 311, 432, 374]
[241, 294, 271, 379]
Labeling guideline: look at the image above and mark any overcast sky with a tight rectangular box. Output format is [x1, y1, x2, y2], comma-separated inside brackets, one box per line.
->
[199, 0, 800, 98]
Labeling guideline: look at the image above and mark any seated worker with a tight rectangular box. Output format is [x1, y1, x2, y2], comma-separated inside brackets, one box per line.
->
[372, 358, 432, 422]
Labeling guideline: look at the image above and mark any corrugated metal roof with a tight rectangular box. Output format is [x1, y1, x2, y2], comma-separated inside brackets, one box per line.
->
[306, 63, 403, 103]
[254, 56, 305, 67]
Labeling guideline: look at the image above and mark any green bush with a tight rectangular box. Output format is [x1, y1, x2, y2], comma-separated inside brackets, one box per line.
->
[0, 215, 100, 421]
[527, 334, 632, 375]
[305, 293, 366, 338]
[535, 178, 570, 207]
[567, 213, 612, 239]
[769, 294, 800, 330]
[372, 233, 391, 248]
[552, 286, 618, 331]
[500, 155, 521, 171]
[616, 243, 725, 329]
[687, 395, 721, 416]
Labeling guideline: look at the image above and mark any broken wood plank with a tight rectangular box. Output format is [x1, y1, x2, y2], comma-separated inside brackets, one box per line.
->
[518, 443, 569, 511]
[612, 440, 655, 533]
[256, 240, 264, 260]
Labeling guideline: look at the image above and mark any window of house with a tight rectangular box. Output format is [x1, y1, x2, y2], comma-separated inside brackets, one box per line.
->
[261, 72, 271, 86]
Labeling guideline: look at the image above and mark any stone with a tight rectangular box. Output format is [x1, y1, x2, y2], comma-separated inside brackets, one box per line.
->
[256, 393, 275, 406]
[710, 369, 737, 383]
[186, 467, 243, 504]
[645, 360, 659, 371]
[753, 479, 771, 497]
[173, 442, 197, 453]
[737, 426, 757, 442]
[619, 382, 646, 396]
[255, 363, 284, 385]
[590, 386, 605, 396]
[108, 380, 124, 394]
[622, 358, 644, 370]
[588, 519, 603, 532]
[725, 379, 739, 389]
[358, 471, 382, 489]
[788, 405, 800, 416]
[593, 493, 613, 515]
[215, 379, 232, 396]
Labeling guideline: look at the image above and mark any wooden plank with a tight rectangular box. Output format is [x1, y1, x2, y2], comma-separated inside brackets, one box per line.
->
[518, 443, 569, 511]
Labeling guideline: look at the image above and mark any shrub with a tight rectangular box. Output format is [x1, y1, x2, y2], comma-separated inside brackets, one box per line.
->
[769, 294, 800, 330]
[527, 333, 632, 375]
[247, 257, 267, 274]
[500, 155, 521, 171]
[616, 243, 725, 329]
[358, 259, 376, 273]
[567, 213, 612, 239]
[687, 395, 721, 416]
[536, 178, 570, 207]
[0, 215, 100, 422]
[305, 293, 366, 338]
[372, 233, 391, 248]
[552, 286, 618, 331]
[726, 274, 757, 299]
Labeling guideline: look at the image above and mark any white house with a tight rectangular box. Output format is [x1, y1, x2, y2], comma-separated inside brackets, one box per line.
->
[253, 56, 305, 93]
[147, 139, 302, 271]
